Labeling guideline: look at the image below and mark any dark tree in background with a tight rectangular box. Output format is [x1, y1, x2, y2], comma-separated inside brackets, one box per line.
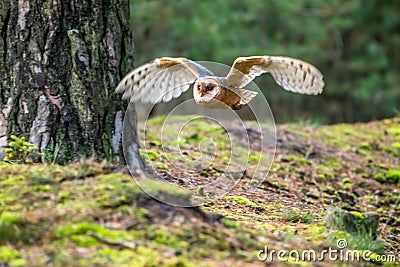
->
[0, 0, 142, 165]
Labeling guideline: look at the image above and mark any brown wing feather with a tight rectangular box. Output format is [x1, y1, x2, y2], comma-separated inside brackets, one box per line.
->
[115, 57, 211, 104]
[226, 56, 324, 95]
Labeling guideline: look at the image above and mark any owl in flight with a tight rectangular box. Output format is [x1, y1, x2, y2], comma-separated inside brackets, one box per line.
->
[115, 56, 324, 110]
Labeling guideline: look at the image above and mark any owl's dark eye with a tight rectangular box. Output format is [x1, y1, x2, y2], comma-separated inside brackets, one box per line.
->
[197, 84, 201, 91]
[205, 85, 213, 91]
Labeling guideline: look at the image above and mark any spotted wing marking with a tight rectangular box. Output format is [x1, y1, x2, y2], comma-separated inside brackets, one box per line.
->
[115, 57, 206, 104]
[226, 56, 324, 95]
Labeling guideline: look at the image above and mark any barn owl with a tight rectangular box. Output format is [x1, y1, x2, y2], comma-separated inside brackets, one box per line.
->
[115, 56, 324, 110]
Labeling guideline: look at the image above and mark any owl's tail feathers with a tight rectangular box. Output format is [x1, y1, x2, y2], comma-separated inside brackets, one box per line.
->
[239, 89, 258, 106]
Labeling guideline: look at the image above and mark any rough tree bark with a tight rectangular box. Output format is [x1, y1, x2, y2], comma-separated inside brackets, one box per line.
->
[0, 0, 143, 166]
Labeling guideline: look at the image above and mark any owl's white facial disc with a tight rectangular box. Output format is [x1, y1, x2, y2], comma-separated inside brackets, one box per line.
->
[193, 77, 220, 104]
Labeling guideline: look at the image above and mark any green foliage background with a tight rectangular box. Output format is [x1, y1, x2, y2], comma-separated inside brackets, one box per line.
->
[130, 0, 400, 123]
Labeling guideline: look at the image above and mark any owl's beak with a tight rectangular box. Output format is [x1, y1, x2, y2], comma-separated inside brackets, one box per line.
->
[197, 84, 206, 96]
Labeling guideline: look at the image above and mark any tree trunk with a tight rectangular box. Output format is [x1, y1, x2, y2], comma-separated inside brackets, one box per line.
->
[0, 0, 143, 166]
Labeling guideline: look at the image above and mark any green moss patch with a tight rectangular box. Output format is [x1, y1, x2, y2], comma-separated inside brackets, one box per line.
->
[1, 117, 400, 265]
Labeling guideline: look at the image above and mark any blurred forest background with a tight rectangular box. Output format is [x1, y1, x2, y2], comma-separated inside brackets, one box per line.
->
[130, 0, 399, 124]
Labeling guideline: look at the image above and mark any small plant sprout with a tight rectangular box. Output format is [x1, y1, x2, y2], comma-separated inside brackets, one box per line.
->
[2, 135, 43, 164]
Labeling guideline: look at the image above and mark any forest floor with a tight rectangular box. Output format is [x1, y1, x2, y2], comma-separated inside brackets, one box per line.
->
[0, 117, 399, 266]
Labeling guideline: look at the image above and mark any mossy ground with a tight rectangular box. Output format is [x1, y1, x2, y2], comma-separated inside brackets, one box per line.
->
[0, 117, 399, 266]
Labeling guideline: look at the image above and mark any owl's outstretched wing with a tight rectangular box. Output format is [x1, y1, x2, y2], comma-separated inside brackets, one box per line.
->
[115, 57, 214, 104]
[226, 56, 324, 95]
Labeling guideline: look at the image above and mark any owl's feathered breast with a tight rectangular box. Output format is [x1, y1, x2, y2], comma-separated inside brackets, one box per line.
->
[213, 77, 242, 109]
[215, 87, 242, 109]
[194, 76, 242, 109]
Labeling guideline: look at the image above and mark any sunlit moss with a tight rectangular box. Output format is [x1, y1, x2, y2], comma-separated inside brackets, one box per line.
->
[386, 169, 400, 184]
[225, 196, 257, 206]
